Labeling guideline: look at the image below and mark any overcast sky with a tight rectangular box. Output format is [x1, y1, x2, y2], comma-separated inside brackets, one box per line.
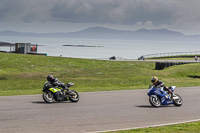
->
[0, 0, 200, 35]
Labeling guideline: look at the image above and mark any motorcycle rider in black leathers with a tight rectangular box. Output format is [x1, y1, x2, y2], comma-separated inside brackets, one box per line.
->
[151, 76, 173, 98]
[47, 75, 72, 101]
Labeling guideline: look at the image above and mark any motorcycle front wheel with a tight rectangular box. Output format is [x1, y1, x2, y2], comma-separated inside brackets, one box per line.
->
[173, 94, 183, 106]
[43, 91, 55, 103]
[149, 95, 161, 107]
[69, 90, 79, 103]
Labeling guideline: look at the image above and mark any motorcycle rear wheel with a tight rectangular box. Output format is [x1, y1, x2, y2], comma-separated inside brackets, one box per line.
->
[149, 95, 161, 107]
[173, 94, 183, 106]
[43, 91, 55, 103]
[69, 90, 79, 103]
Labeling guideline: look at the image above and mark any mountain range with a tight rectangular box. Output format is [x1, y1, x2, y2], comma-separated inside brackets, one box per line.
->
[0, 27, 200, 41]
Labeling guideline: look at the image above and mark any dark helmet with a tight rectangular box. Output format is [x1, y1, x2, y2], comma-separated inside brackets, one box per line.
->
[151, 76, 158, 84]
[47, 75, 54, 82]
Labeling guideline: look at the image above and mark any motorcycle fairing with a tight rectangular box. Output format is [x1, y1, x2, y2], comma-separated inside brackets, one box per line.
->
[148, 86, 174, 105]
[169, 86, 176, 92]
[49, 88, 61, 93]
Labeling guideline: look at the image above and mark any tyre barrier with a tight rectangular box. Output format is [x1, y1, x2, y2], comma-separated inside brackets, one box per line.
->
[155, 62, 193, 70]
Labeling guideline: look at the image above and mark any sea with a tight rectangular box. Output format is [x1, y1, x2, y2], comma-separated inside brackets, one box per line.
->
[1, 36, 200, 59]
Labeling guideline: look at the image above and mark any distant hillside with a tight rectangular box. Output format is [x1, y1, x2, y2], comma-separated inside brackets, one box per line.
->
[0, 27, 200, 41]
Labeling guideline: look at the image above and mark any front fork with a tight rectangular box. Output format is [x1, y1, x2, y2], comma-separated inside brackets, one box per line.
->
[47, 91, 54, 98]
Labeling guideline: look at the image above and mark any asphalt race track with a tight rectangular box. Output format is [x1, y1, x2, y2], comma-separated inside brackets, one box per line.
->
[0, 86, 200, 133]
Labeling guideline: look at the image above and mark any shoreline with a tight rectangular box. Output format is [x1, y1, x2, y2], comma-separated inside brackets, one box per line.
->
[62, 44, 103, 47]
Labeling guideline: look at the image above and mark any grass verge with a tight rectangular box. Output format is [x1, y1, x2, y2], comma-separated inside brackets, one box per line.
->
[105, 121, 200, 133]
[1, 52, 200, 96]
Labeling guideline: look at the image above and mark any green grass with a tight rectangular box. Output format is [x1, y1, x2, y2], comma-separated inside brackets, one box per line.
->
[106, 121, 200, 133]
[1, 52, 200, 96]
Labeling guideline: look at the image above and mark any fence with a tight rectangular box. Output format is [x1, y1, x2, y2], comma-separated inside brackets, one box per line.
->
[143, 51, 200, 58]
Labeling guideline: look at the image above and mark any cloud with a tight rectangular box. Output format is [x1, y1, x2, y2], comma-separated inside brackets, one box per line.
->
[1, 0, 200, 34]
[0, 0, 178, 24]
[0, 0, 55, 23]
[49, 0, 178, 25]
[0, 0, 24, 21]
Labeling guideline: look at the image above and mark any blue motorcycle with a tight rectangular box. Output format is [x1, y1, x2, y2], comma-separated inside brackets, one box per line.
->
[147, 85, 183, 107]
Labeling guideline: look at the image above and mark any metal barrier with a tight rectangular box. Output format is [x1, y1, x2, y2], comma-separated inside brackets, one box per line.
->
[143, 51, 200, 58]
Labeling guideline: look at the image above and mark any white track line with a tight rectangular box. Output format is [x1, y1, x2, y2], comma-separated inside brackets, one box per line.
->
[88, 119, 200, 133]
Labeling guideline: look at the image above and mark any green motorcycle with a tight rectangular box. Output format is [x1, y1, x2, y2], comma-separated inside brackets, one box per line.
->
[42, 82, 79, 103]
